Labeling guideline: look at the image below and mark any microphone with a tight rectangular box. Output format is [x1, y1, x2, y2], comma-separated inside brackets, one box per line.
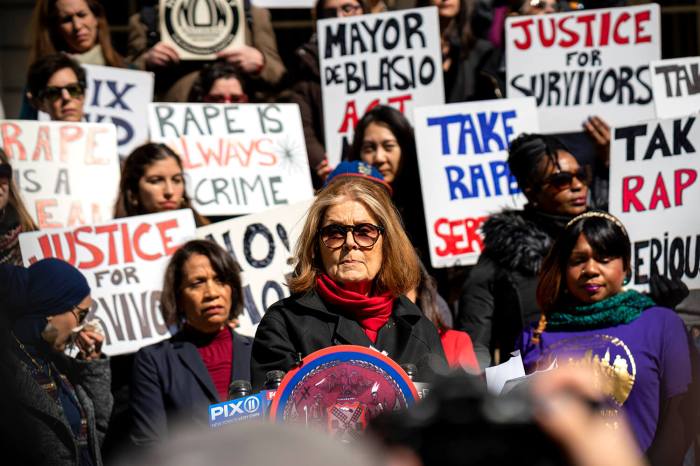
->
[228, 379, 252, 400]
[263, 370, 285, 390]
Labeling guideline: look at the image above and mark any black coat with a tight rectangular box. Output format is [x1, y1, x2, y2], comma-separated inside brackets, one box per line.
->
[251, 290, 448, 389]
[129, 328, 252, 447]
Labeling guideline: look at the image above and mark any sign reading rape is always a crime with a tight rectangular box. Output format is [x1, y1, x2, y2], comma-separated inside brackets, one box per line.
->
[196, 200, 311, 337]
[319, 7, 444, 165]
[0, 120, 119, 229]
[414, 97, 538, 268]
[160, 0, 246, 60]
[506, 4, 660, 133]
[19, 210, 197, 355]
[609, 116, 700, 291]
[148, 103, 314, 216]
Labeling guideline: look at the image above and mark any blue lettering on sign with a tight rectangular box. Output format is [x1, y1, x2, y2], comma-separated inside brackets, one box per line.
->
[445, 161, 521, 200]
[427, 110, 518, 155]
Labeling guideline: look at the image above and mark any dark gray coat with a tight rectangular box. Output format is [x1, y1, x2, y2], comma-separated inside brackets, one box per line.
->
[13, 354, 112, 466]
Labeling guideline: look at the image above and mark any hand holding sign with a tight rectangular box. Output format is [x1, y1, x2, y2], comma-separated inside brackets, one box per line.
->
[217, 45, 265, 75]
[145, 42, 181, 68]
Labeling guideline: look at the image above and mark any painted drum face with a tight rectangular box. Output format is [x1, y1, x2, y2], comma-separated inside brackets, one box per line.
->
[163, 0, 243, 55]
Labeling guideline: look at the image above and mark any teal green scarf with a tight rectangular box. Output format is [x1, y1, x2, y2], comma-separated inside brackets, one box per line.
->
[547, 290, 656, 331]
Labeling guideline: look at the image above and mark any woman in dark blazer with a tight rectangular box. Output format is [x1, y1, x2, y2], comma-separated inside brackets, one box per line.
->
[130, 240, 252, 447]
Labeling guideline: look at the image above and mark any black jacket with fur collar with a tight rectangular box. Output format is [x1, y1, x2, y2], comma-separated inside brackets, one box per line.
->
[456, 209, 566, 368]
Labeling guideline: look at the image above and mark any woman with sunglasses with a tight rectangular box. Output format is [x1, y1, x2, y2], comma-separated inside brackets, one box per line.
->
[3, 258, 112, 466]
[456, 133, 591, 368]
[517, 211, 693, 464]
[251, 175, 447, 388]
[26, 53, 87, 122]
[188, 62, 250, 104]
[0, 149, 37, 266]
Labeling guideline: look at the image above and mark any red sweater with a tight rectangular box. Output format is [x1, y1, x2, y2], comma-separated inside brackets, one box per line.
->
[439, 328, 480, 372]
[194, 327, 233, 401]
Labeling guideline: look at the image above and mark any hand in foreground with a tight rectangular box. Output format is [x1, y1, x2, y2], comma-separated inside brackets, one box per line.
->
[315, 159, 332, 184]
[75, 325, 104, 361]
[216, 45, 264, 74]
[145, 41, 180, 68]
[583, 116, 611, 168]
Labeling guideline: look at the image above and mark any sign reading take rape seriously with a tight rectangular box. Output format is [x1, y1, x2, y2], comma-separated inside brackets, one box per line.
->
[148, 103, 314, 216]
[506, 4, 660, 133]
[196, 200, 311, 337]
[650, 56, 700, 119]
[19, 210, 197, 355]
[414, 97, 538, 268]
[0, 120, 119, 229]
[609, 116, 700, 291]
[319, 7, 444, 165]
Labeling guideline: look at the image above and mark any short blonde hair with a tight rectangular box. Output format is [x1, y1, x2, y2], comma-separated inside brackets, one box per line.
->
[289, 177, 420, 296]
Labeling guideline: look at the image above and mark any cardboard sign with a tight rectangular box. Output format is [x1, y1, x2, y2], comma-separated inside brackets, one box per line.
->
[160, 0, 246, 60]
[651, 56, 700, 119]
[0, 120, 119, 229]
[39, 65, 154, 159]
[413, 97, 538, 268]
[319, 7, 444, 165]
[609, 116, 700, 291]
[19, 210, 197, 355]
[196, 200, 311, 337]
[148, 103, 314, 216]
[506, 4, 660, 133]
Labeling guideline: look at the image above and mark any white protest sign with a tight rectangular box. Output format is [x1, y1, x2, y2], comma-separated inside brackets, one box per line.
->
[319, 7, 444, 165]
[251, 0, 314, 7]
[609, 116, 700, 291]
[40, 65, 154, 159]
[159, 0, 246, 60]
[413, 97, 537, 268]
[506, 4, 660, 133]
[0, 120, 119, 229]
[19, 210, 197, 355]
[651, 56, 700, 119]
[196, 200, 311, 337]
[148, 103, 314, 216]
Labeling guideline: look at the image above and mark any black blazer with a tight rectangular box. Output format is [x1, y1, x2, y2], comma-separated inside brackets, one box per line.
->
[129, 327, 252, 447]
[251, 290, 448, 389]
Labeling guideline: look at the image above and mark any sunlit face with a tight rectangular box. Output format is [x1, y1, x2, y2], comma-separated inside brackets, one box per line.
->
[565, 233, 626, 305]
[55, 0, 99, 53]
[319, 199, 383, 291]
[180, 254, 233, 334]
[137, 157, 185, 214]
[360, 123, 401, 184]
[322, 0, 364, 17]
[41, 67, 85, 122]
[530, 150, 588, 216]
[431, 0, 460, 19]
[43, 295, 92, 352]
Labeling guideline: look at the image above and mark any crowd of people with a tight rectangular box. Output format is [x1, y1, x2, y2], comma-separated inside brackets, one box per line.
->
[0, 0, 698, 465]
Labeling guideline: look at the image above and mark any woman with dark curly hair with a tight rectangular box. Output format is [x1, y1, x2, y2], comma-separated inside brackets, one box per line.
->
[130, 239, 250, 447]
[187, 62, 249, 104]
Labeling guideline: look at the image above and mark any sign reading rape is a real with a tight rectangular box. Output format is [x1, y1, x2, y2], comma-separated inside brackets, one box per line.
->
[609, 116, 700, 291]
[650, 56, 700, 119]
[506, 4, 660, 133]
[414, 97, 538, 268]
[19, 210, 197, 355]
[196, 200, 311, 337]
[319, 7, 444, 165]
[148, 103, 314, 216]
[0, 120, 119, 229]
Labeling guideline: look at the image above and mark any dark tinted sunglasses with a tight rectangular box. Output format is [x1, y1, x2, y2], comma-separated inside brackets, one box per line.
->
[318, 223, 384, 249]
[202, 93, 249, 104]
[0, 163, 11, 181]
[39, 82, 85, 102]
[543, 166, 591, 190]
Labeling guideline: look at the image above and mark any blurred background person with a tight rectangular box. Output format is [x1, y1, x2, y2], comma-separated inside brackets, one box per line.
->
[3, 258, 112, 466]
[290, 0, 368, 188]
[187, 62, 250, 103]
[114, 143, 208, 226]
[25, 53, 86, 122]
[252, 176, 447, 388]
[0, 149, 37, 266]
[126, 1, 285, 102]
[519, 211, 693, 465]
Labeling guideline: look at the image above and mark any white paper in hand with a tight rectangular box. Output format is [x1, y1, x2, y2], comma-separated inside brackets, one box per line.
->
[484, 350, 526, 395]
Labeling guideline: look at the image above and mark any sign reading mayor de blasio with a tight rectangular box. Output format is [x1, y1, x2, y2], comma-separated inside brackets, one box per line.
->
[160, 0, 246, 60]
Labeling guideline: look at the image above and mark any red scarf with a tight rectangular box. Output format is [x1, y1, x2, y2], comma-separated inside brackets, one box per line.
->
[315, 274, 394, 343]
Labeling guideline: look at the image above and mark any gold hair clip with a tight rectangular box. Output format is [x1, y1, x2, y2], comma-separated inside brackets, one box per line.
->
[565, 211, 627, 234]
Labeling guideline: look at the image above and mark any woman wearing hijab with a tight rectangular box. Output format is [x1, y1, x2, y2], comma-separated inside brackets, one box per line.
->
[3, 258, 112, 466]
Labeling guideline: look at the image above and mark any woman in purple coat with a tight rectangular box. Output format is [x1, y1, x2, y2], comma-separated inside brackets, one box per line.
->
[517, 211, 693, 465]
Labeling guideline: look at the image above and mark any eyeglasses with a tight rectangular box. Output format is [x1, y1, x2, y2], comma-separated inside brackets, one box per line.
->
[318, 223, 384, 249]
[71, 303, 91, 324]
[542, 166, 591, 191]
[39, 83, 85, 103]
[202, 93, 249, 104]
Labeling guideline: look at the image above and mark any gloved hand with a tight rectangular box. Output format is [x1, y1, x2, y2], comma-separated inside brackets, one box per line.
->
[648, 274, 689, 309]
